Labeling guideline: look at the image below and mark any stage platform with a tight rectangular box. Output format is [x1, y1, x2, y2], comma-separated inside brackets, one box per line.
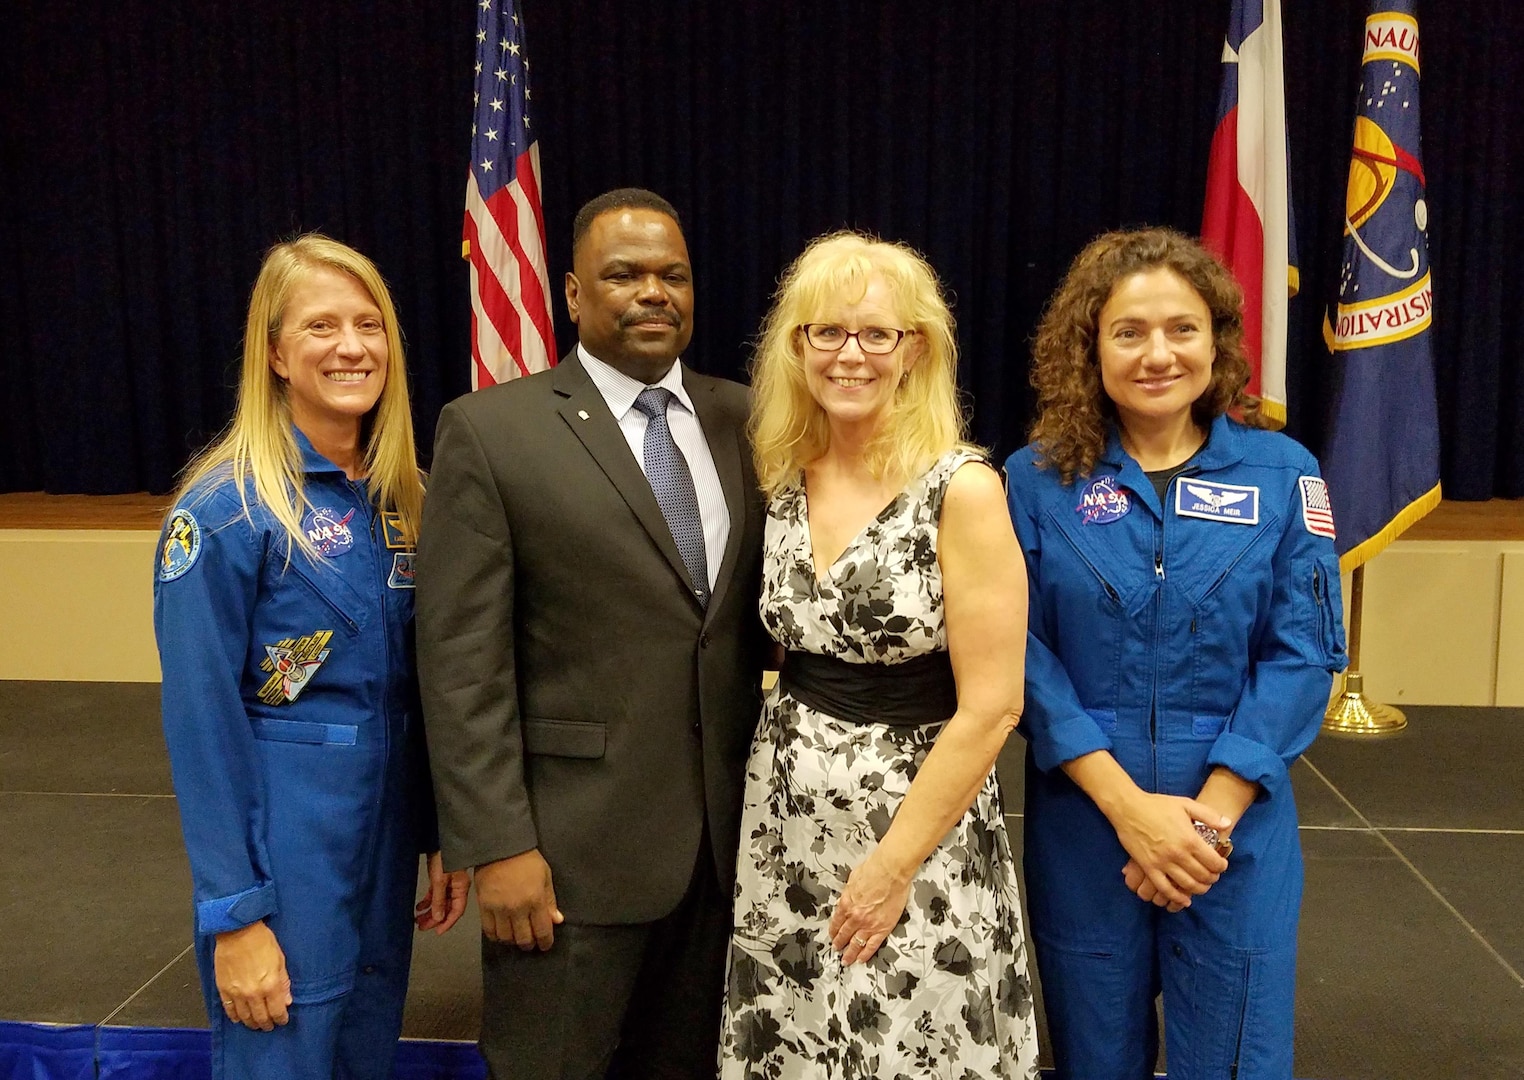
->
[1, 684, 1521, 1077]
[6, 494, 1524, 698]
[2, 491, 1521, 536]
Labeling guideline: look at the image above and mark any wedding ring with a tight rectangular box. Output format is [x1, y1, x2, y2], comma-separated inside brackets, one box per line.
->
[851, 934, 868, 947]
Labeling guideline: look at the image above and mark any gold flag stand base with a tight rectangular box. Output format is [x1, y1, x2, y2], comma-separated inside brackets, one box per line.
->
[1321, 565, 1406, 736]
[1323, 670, 1407, 736]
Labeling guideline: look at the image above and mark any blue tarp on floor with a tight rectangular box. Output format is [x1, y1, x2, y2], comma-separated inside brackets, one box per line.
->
[0, 1021, 487, 1079]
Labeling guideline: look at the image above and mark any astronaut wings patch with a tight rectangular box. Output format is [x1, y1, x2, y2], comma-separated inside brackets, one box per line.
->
[1299, 476, 1337, 539]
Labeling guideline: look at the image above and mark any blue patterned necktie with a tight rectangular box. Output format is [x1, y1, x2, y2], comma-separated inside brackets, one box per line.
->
[633, 387, 710, 607]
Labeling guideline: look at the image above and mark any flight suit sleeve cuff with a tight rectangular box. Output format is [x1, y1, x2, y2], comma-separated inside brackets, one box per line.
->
[194, 881, 279, 936]
[1206, 731, 1290, 797]
[1030, 713, 1114, 774]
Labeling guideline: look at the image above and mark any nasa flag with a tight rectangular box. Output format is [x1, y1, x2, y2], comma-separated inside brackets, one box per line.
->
[1201, 0, 1297, 428]
[1321, 0, 1441, 572]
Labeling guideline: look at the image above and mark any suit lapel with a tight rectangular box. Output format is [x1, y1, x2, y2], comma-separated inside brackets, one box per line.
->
[553, 354, 702, 602]
[686, 368, 747, 620]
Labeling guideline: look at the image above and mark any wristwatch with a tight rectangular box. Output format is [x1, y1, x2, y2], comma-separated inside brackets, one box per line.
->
[1193, 820, 1234, 858]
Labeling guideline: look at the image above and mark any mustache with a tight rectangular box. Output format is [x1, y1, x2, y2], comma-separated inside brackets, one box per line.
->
[618, 309, 680, 329]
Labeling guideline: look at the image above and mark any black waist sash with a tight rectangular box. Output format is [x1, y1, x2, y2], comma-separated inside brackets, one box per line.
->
[780, 650, 958, 727]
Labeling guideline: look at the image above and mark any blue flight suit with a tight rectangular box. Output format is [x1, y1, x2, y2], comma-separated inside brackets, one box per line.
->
[154, 430, 432, 1080]
[1004, 415, 1347, 1080]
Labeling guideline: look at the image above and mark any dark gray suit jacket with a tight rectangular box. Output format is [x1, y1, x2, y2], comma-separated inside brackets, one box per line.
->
[416, 353, 766, 924]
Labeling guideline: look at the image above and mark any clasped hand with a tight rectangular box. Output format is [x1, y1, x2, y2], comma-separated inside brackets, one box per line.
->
[828, 851, 912, 966]
[1112, 792, 1231, 911]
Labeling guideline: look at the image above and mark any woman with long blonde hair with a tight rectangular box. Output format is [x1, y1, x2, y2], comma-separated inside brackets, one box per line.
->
[153, 234, 468, 1079]
[720, 231, 1038, 1077]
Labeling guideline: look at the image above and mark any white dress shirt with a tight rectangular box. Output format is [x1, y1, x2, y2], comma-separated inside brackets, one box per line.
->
[578, 344, 730, 589]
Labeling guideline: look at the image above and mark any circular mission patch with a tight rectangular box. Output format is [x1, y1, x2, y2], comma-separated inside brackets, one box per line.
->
[159, 508, 202, 581]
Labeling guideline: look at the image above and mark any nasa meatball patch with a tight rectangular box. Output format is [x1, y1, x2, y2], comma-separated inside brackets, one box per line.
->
[1299, 476, 1337, 539]
[1175, 478, 1260, 525]
[302, 507, 356, 557]
[159, 508, 202, 581]
[1076, 475, 1131, 524]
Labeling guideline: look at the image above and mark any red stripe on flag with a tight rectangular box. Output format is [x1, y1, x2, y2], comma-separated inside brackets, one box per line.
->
[485, 174, 554, 366]
[463, 208, 532, 381]
[513, 150, 557, 364]
[1201, 108, 1268, 401]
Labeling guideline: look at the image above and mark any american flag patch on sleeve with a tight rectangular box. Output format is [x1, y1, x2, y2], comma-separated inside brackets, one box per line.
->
[1299, 476, 1337, 539]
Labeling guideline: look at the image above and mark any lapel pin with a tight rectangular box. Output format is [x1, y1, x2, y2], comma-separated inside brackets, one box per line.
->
[577, 409, 590, 420]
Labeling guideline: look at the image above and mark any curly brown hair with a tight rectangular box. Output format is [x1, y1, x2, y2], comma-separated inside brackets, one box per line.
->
[1029, 227, 1257, 483]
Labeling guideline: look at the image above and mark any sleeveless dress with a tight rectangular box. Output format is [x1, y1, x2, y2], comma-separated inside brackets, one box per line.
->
[719, 450, 1039, 1080]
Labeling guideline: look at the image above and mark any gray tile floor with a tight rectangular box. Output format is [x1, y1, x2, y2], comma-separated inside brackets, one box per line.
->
[2, 682, 1521, 1077]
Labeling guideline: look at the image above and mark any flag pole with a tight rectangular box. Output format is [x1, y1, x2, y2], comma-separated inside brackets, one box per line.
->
[1323, 564, 1406, 735]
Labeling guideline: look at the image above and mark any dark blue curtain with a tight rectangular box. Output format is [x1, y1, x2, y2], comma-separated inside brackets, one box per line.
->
[3, 0, 1520, 498]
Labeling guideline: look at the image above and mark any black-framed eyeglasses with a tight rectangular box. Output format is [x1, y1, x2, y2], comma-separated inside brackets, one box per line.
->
[799, 324, 912, 355]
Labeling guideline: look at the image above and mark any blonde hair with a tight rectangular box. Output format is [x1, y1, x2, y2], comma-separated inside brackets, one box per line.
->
[170, 233, 424, 559]
[750, 231, 971, 496]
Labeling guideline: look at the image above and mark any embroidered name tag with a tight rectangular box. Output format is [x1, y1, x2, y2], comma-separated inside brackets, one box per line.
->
[1175, 478, 1260, 525]
[380, 512, 412, 551]
[1076, 475, 1131, 524]
[1299, 476, 1337, 538]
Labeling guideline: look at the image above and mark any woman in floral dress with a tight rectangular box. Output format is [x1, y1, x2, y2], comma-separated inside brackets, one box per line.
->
[719, 231, 1039, 1079]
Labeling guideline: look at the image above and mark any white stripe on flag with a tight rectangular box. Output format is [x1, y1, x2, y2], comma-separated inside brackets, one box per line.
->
[1237, 0, 1291, 414]
[466, 168, 553, 384]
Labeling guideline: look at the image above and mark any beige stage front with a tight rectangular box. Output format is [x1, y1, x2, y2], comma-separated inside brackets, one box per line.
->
[2, 493, 1522, 705]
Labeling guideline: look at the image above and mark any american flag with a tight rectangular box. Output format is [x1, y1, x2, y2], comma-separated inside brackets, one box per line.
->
[1299, 476, 1337, 540]
[464, 0, 555, 389]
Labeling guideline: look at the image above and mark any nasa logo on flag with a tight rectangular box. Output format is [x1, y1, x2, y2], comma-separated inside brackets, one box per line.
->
[1299, 476, 1337, 538]
[388, 552, 416, 589]
[159, 508, 202, 581]
[1176, 479, 1260, 525]
[1076, 476, 1131, 524]
[302, 507, 356, 557]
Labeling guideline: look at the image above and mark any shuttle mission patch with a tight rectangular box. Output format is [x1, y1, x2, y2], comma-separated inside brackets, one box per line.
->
[160, 509, 202, 581]
[258, 630, 334, 705]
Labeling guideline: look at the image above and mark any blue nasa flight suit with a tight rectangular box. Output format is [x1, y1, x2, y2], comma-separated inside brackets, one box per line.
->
[1004, 415, 1346, 1080]
[154, 430, 432, 1080]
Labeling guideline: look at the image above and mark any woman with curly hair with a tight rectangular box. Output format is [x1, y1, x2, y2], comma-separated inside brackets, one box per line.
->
[1004, 227, 1347, 1079]
[720, 230, 1039, 1078]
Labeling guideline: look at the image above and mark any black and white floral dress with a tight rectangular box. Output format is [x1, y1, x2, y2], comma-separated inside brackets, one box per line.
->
[719, 450, 1039, 1080]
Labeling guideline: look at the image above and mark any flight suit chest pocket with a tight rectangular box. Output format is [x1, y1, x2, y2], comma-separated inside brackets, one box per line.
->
[283, 560, 369, 636]
[523, 718, 606, 759]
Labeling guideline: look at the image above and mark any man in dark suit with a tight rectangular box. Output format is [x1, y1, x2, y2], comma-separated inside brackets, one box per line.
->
[416, 188, 765, 1079]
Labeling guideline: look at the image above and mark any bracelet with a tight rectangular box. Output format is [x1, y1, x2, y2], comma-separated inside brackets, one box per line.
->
[1192, 820, 1234, 858]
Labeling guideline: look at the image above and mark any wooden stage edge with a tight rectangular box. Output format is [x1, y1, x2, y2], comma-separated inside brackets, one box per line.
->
[1, 490, 1522, 540]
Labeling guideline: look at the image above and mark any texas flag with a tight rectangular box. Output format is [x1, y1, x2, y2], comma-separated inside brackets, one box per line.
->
[1201, 0, 1297, 428]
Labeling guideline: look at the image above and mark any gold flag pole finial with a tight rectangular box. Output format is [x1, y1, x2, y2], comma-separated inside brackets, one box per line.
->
[1323, 564, 1407, 736]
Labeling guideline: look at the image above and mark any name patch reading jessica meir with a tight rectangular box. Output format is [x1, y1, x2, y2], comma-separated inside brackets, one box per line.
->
[1175, 478, 1260, 525]
[257, 630, 334, 704]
